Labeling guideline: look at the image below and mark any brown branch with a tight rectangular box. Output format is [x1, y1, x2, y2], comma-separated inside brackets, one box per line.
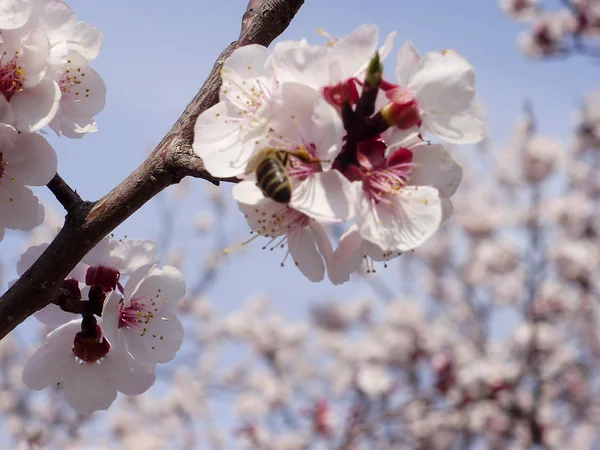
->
[0, 0, 304, 341]
[46, 173, 83, 212]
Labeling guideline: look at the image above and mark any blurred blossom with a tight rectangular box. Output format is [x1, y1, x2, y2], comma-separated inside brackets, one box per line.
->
[521, 135, 565, 183]
[455, 185, 508, 238]
[573, 90, 600, 153]
[499, 0, 539, 21]
[235, 393, 268, 418]
[548, 191, 594, 237]
[194, 212, 216, 234]
[357, 364, 392, 397]
[512, 322, 560, 352]
[552, 239, 598, 282]
[165, 247, 185, 271]
[519, 11, 570, 57]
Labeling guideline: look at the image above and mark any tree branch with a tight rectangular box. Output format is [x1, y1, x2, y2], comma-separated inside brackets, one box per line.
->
[0, 0, 304, 341]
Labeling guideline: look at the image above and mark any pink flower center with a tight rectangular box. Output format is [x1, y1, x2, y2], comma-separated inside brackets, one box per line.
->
[286, 144, 322, 182]
[323, 79, 360, 107]
[118, 296, 156, 332]
[0, 55, 24, 102]
[364, 149, 416, 205]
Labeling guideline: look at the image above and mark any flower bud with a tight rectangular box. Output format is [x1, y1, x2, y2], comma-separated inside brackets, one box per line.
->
[381, 87, 421, 130]
[85, 265, 120, 292]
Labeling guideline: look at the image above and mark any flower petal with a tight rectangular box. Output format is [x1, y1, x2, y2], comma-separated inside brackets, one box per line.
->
[357, 186, 442, 251]
[291, 171, 358, 222]
[422, 108, 484, 144]
[22, 321, 79, 390]
[328, 24, 379, 82]
[3, 132, 57, 185]
[409, 50, 476, 115]
[11, 77, 61, 133]
[409, 143, 463, 197]
[193, 102, 267, 178]
[396, 41, 420, 87]
[272, 39, 330, 87]
[123, 310, 184, 365]
[288, 225, 325, 282]
[34, 304, 77, 326]
[269, 82, 344, 167]
[63, 364, 117, 414]
[0, 183, 45, 231]
[0, 0, 33, 29]
[329, 225, 365, 285]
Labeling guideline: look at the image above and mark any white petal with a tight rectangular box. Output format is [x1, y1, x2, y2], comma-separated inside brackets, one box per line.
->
[118, 239, 158, 275]
[269, 82, 344, 166]
[101, 345, 156, 395]
[291, 171, 357, 222]
[0, 96, 14, 124]
[22, 321, 79, 390]
[329, 225, 364, 285]
[3, 132, 57, 185]
[63, 364, 117, 414]
[422, 109, 484, 144]
[101, 291, 123, 349]
[0, 0, 33, 29]
[71, 22, 103, 61]
[409, 143, 463, 197]
[11, 77, 61, 133]
[288, 226, 325, 282]
[272, 40, 330, 87]
[232, 180, 267, 206]
[83, 236, 126, 268]
[409, 50, 476, 115]
[50, 64, 106, 138]
[0, 183, 45, 231]
[396, 41, 420, 87]
[383, 127, 422, 156]
[378, 31, 397, 62]
[222, 44, 272, 80]
[132, 265, 186, 308]
[34, 304, 77, 326]
[309, 220, 335, 276]
[329, 24, 379, 82]
[123, 310, 184, 364]
[357, 186, 443, 251]
[193, 102, 267, 178]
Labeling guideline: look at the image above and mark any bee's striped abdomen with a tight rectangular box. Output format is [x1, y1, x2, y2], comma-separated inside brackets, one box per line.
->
[256, 157, 292, 204]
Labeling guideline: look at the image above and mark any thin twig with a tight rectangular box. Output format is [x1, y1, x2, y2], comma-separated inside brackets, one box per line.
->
[46, 173, 83, 212]
[0, 0, 304, 341]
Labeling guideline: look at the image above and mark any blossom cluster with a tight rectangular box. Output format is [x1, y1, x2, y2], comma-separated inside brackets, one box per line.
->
[193, 25, 483, 283]
[0, 0, 105, 241]
[500, 0, 600, 58]
[19, 235, 186, 414]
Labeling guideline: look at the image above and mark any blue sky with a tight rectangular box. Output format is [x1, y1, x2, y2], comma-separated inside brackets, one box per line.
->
[0, 0, 596, 429]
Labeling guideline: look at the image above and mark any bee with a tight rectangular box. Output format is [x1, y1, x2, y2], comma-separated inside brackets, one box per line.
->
[247, 147, 324, 204]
